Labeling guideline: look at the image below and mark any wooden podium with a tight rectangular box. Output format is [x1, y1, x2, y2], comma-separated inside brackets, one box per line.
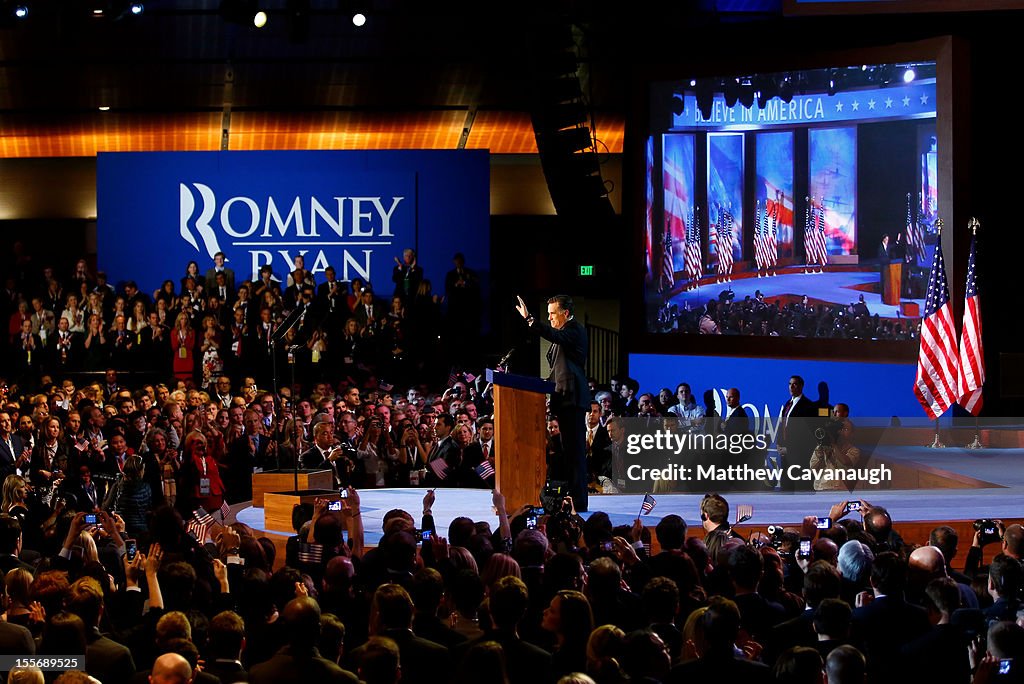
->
[264, 488, 337, 533]
[881, 262, 902, 305]
[487, 368, 555, 513]
[252, 469, 334, 507]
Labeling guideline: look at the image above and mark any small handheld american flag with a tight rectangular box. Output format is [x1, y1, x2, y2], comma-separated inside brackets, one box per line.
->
[639, 493, 657, 516]
[428, 458, 449, 481]
[475, 460, 495, 480]
[186, 507, 215, 542]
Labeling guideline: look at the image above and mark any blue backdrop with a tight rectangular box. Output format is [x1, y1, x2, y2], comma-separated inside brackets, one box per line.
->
[629, 352, 922, 422]
[97, 150, 490, 299]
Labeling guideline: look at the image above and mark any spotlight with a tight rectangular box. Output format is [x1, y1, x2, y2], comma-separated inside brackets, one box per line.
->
[14, 4, 27, 18]
[696, 81, 714, 120]
[903, 67, 916, 83]
[827, 70, 837, 96]
[778, 75, 794, 104]
[253, 9, 267, 26]
[98, 106, 111, 111]
[352, 11, 366, 26]
[671, 95, 685, 116]
[130, 2, 143, 14]
[689, 79, 697, 87]
[723, 79, 739, 108]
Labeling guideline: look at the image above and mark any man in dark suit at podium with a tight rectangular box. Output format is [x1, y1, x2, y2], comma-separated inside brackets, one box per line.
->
[516, 294, 589, 512]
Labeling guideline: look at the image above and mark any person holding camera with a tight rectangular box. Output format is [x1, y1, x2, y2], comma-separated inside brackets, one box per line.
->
[356, 414, 398, 488]
[809, 418, 859, 491]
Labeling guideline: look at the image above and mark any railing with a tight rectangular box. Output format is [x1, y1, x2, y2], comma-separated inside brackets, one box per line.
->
[586, 324, 618, 385]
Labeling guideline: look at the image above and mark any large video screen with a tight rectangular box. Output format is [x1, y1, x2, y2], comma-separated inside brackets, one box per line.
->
[645, 62, 938, 344]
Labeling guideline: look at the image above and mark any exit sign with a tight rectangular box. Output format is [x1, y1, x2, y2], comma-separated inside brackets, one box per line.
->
[579, 265, 594, 276]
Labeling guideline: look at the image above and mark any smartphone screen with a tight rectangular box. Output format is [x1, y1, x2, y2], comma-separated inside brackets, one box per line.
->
[421, 530, 432, 542]
[339, 488, 349, 499]
[125, 539, 137, 561]
[526, 515, 538, 530]
[799, 539, 812, 557]
[816, 517, 832, 529]
[327, 500, 342, 511]
[84, 513, 98, 525]
[845, 501, 861, 513]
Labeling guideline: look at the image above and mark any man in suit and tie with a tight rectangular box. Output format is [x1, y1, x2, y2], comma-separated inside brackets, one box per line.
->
[205, 251, 236, 295]
[516, 294, 590, 511]
[778, 375, 819, 491]
[0, 411, 28, 482]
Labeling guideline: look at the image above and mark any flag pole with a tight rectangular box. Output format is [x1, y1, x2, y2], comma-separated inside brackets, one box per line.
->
[966, 415, 983, 449]
[928, 418, 945, 448]
[965, 217, 984, 450]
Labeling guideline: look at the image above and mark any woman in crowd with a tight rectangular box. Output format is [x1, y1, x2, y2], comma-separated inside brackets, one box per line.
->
[109, 455, 152, 537]
[127, 300, 149, 335]
[543, 589, 594, 679]
[181, 432, 225, 517]
[1, 474, 30, 519]
[181, 261, 202, 295]
[170, 312, 196, 384]
[82, 313, 108, 370]
[60, 294, 86, 334]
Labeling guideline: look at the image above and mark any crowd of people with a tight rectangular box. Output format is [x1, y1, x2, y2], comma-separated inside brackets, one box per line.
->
[0, 251, 1021, 684]
[651, 290, 920, 341]
[2, 249, 482, 394]
[3, 480, 1023, 684]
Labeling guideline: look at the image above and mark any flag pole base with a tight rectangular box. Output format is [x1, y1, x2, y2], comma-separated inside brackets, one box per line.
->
[927, 434, 946, 449]
[965, 434, 984, 450]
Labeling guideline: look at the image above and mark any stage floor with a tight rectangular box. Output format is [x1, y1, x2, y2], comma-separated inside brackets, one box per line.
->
[668, 267, 924, 319]
[235, 445, 1024, 545]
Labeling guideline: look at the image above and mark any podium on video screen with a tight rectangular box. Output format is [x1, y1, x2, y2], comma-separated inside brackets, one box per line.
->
[881, 262, 902, 306]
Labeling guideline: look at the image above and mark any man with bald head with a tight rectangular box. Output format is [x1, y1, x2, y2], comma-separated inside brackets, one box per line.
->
[907, 545, 978, 610]
[150, 653, 193, 684]
[249, 597, 358, 684]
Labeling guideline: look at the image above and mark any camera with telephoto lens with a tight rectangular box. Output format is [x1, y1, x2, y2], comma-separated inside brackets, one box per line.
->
[766, 525, 787, 551]
[974, 519, 1002, 545]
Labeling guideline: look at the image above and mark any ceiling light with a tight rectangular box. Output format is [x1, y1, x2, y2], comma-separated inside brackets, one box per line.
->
[92, 8, 104, 15]
[98, 106, 111, 111]
[352, 11, 366, 26]
[130, 2, 143, 14]
[253, 9, 267, 26]
[14, 4, 27, 18]
[903, 67, 916, 83]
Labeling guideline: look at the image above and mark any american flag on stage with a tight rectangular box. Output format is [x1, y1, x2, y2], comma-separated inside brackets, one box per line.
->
[914, 233, 958, 420]
[640, 493, 657, 515]
[957, 230, 984, 415]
